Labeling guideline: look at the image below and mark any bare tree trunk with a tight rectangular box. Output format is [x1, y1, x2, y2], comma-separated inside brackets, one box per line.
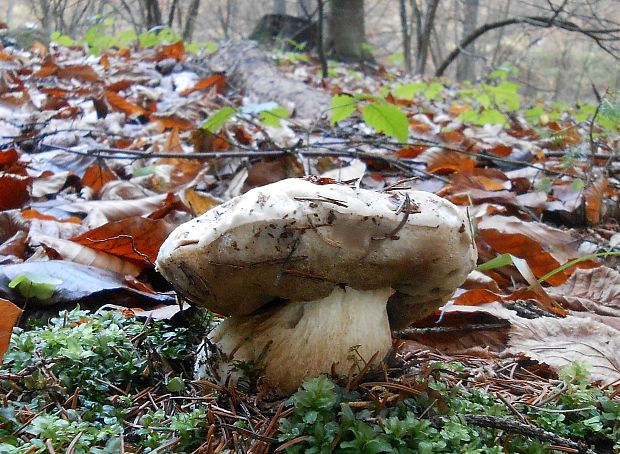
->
[318, 0, 328, 78]
[298, 0, 315, 16]
[274, 0, 286, 14]
[182, 0, 201, 41]
[456, 0, 479, 82]
[328, 0, 368, 62]
[168, 0, 178, 27]
[142, 0, 163, 29]
[414, 0, 441, 75]
[400, 0, 412, 74]
[218, 0, 237, 39]
[490, 0, 512, 68]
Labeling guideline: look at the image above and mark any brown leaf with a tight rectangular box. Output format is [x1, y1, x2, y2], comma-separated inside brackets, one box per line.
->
[0, 260, 173, 308]
[508, 316, 620, 385]
[584, 177, 608, 225]
[0, 231, 27, 260]
[189, 128, 230, 152]
[0, 173, 30, 210]
[155, 41, 185, 62]
[81, 162, 119, 194]
[548, 266, 620, 316]
[478, 229, 567, 285]
[243, 156, 304, 191]
[421, 149, 476, 174]
[71, 217, 175, 265]
[183, 188, 222, 216]
[104, 90, 147, 117]
[180, 73, 227, 96]
[56, 64, 99, 82]
[0, 148, 19, 166]
[0, 298, 21, 362]
[32, 234, 143, 276]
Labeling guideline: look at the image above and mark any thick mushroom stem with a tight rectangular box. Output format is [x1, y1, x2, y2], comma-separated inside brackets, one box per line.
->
[204, 286, 394, 394]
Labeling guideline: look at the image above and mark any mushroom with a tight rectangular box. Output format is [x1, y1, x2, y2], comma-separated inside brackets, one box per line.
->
[156, 178, 476, 393]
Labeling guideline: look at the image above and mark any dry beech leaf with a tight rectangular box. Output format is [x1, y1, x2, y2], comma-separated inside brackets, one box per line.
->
[0, 173, 30, 210]
[182, 188, 222, 216]
[0, 298, 21, 362]
[508, 316, 620, 385]
[0, 231, 27, 260]
[0, 148, 19, 166]
[420, 149, 476, 174]
[32, 234, 143, 276]
[181, 73, 227, 96]
[478, 229, 568, 285]
[71, 217, 175, 265]
[104, 90, 147, 117]
[0, 261, 173, 308]
[57, 194, 167, 223]
[584, 177, 608, 225]
[548, 266, 620, 317]
[155, 41, 185, 62]
[31, 171, 71, 197]
[81, 162, 118, 193]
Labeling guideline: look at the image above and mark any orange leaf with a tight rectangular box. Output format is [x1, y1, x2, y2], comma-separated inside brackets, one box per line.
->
[0, 298, 21, 362]
[478, 229, 568, 285]
[180, 73, 227, 96]
[71, 217, 175, 265]
[0, 148, 19, 166]
[154, 116, 194, 131]
[394, 144, 428, 158]
[487, 144, 512, 157]
[33, 56, 58, 78]
[163, 129, 183, 153]
[0, 173, 30, 210]
[409, 118, 432, 132]
[423, 150, 475, 174]
[449, 103, 471, 116]
[155, 41, 185, 62]
[104, 90, 147, 117]
[81, 162, 119, 193]
[584, 177, 608, 225]
[56, 64, 98, 82]
[21, 208, 81, 223]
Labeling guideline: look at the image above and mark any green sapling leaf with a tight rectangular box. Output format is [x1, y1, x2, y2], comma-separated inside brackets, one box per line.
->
[330, 95, 357, 125]
[8, 273, 62, 300]
[201, 106, 237, 133]
[362, 102, 409, 143]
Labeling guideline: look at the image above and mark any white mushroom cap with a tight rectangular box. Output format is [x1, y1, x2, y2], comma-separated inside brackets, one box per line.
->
[157, 178, 477, 328]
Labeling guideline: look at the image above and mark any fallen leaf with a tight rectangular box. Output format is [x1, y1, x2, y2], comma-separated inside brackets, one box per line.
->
[155, 41, 185, 62]
[31, 234, 143, 276]
[104, 90, 147, 117]
[0, 298, 21, 362]
[81, 162, 119, 194]
[181, 73, 227, 96]
[584, 177, 608, 225]
[548, 266, 620, 317]
[0, 173, 30, 210]
[0, 261, 174, 307]
[182, 188, 222, 216]
[71, 217, 175, 264]
[508, 316, 620, 385]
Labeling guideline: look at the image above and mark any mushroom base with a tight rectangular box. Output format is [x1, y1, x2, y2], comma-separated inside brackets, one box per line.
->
[201, 286, 394, 394]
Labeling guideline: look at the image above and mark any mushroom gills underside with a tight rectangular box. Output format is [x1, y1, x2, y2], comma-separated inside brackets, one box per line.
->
[199, 286, 394, 394]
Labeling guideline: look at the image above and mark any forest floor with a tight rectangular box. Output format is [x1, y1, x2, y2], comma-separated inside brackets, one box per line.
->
[0, 35, 618, 452]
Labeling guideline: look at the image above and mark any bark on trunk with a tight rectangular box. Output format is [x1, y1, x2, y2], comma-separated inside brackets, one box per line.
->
[327, 0, 368, 62]
[456, 0, 480, 82]
[182, 0, 201, 42]
[208, 41, 330, 120]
